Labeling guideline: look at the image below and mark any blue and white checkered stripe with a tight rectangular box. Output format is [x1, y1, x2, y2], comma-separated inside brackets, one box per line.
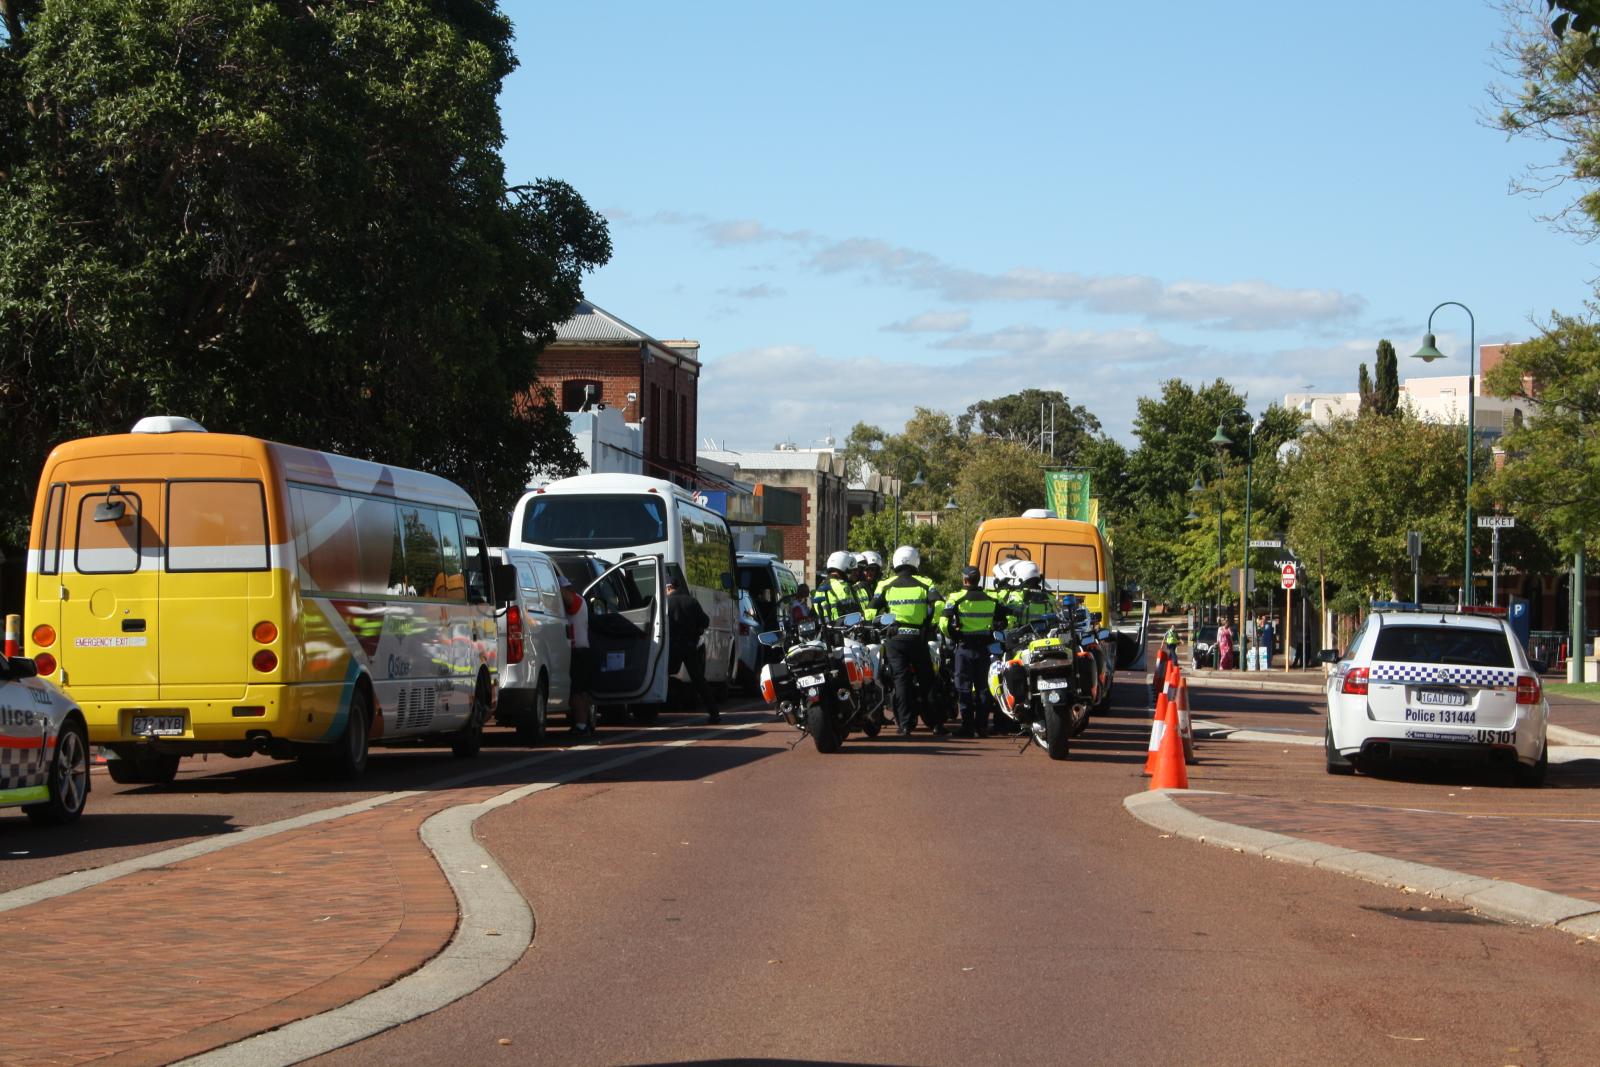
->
[0, 744, 43, 791]
[1369, 662, 1517, 688]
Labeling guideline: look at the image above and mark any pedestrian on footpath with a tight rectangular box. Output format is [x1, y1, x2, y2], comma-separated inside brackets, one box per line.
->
[1258, 615, 1275, 671]
[1217, 619, 1235, 670]
[666, 575, 719, 722]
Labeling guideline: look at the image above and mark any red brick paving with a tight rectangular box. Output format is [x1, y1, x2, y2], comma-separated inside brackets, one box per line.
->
[1177, 793, 1600, 903]
[0, 785, 511, 1067]
[1162, 717, 1600, 913]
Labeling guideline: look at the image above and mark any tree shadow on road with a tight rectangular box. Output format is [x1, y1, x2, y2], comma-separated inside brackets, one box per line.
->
[0, 811, 239, 862]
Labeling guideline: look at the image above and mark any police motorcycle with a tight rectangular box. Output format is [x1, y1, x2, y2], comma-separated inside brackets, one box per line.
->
[1054, 594, 1118, 734]
[987, 610, 1099, 760]
[758, 612, 878, 753]
[843, 616, 889, 729]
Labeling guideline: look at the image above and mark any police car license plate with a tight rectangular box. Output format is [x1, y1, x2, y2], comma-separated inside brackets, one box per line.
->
[1416, 689, 1467, 707]
[132, 715, 184, 737]
[798, 674, 826, 687]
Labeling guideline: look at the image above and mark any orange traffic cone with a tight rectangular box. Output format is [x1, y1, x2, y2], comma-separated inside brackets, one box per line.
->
[1176, 677, 1195, 764]
[1149, 697, 1189, 790]
[1143, 662, 1180, 775]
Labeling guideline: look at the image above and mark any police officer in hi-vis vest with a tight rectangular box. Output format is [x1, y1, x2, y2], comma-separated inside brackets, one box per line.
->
[811, 551, 862, 622]
[871, 546, 945, 736]
[941, 565, 1013, 737]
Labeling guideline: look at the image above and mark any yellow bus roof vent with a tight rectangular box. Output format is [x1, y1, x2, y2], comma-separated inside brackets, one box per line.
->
[131, 416, 207, 434]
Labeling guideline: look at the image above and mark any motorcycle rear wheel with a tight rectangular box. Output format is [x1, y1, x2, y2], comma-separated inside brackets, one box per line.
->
[809, 703, 843, 753]
[1043, 703, 1071, 760]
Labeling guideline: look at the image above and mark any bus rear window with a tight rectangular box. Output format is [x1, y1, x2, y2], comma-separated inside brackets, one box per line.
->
[168, 481, 269, 572]
[521, 494, 667, 549]
[1043, 543, 1098, 583]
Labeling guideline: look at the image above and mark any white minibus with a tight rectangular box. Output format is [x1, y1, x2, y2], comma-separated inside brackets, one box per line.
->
[509, 474, 737, 705]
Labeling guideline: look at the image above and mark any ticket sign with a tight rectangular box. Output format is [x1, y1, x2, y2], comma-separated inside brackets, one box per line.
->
[1281, 562, 1297, 590]
[1477, 515, 1515, 529]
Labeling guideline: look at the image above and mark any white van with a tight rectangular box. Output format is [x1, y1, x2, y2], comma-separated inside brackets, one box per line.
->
[489, 547, 574, 742]
[509, 474, 737, 704]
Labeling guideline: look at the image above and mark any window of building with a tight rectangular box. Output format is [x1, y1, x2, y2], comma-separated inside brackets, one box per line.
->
[561, 379, 603, 412]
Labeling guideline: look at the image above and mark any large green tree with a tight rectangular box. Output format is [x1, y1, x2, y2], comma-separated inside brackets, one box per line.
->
[956, 388, 1101, 463]
[1373, 340, 1399, 416]
[1280, 413, 1472, 609]
[1492, 0, 1600, 238]
[1477, 313, 1600, 554]
[0, 0, 608, 546]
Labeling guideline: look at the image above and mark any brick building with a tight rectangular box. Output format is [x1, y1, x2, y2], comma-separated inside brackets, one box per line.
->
[696, 448, 850, 581]
[535, 300, 700, 485]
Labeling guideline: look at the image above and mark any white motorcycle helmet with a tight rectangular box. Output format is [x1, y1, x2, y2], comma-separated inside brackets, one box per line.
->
[1012, 560, 1043, 584]
[858, 550, 884, 570]
[891, 545, 920, 570]
[825, 550, 855, 574]
[993, 558, 1017, 584]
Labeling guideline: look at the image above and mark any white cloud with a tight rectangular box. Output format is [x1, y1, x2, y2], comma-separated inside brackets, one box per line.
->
[614, 209, 1364, 331]
[809, 239, 1364, 330]
[720, 283, 786, 299]
[700, 219, 814, 246]
[882, 309, 972, 333]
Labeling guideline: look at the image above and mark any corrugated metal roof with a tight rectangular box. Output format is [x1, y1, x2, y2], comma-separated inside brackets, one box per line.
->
[551, 301, 701, 367]
[554, 300, 645, 343]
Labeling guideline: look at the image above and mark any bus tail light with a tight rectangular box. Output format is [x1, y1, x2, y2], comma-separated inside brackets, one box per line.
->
[1341, 667, 1369, 696]
[34, 652, 56, 676]
[1516, 675, 1541, 705]
[31, 624, 56, 648]
[252, 620, 278, 644]
[506, 605, 524, 665]
[252, 649, 278, 673]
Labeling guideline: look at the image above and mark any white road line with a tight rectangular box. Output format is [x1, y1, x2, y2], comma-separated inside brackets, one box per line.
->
[178, 725, 744, 1067]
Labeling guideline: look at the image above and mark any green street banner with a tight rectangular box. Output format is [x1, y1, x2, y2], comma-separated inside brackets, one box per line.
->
[1044, 469, 1092, 521]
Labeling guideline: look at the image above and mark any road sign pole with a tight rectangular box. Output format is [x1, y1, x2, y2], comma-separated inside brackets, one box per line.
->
[1284, 582, 1292, 674]
[1491, 525, 1501, 607]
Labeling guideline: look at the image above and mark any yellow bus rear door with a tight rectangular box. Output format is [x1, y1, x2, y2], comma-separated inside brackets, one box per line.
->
[57, 483, 161, 700]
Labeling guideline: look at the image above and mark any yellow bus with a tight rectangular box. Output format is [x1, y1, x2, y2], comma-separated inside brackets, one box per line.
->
[969, 510, 1147, 668]
[24, 417, 503, 782]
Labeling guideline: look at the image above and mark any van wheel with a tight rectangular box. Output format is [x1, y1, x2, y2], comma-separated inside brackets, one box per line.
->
[305, 688, 371, 780]
[25, 720, 90, 824]
[515, 681, 548, 745]
[106, 750, 181, 785]
[452, 678, 489, 758]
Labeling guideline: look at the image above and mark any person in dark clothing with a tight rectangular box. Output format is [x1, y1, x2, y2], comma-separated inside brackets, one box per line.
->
[666, 578, 719, 722]
[941, 566, 1012, 737]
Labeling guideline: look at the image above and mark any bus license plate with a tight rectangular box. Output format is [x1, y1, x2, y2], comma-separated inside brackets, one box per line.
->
[1416, 689, 1467, 707]
[132, 715, 184, 737]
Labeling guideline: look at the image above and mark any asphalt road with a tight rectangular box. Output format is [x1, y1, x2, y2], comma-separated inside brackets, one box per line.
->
[307, 681, 1600, 1067]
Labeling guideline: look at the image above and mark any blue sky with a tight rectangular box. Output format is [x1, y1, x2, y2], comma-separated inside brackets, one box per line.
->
[498, 1, 1597, 449]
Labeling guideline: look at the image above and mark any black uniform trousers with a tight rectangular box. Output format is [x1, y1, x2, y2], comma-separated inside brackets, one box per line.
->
[952, 640, 993, 732]
[882, 632, 935, 731]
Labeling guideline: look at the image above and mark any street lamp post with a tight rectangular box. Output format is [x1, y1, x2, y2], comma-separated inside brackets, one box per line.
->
[1208, 423, 1234, 663]
[1412, 303, 1476, 605]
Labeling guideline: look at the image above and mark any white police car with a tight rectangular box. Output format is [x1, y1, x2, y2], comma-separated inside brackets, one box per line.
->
[1322, 606, 1549, 786]
[0, 655, 90, 823]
